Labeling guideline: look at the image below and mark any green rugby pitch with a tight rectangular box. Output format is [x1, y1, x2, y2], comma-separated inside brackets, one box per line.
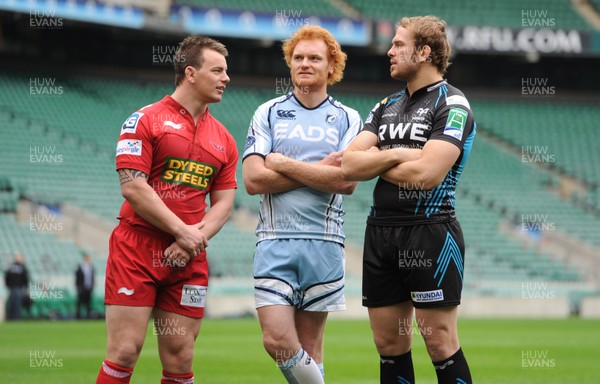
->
[0, 317, 598, 383]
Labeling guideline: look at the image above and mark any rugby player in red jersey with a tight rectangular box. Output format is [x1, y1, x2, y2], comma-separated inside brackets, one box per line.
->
[96, 36, 237, 384]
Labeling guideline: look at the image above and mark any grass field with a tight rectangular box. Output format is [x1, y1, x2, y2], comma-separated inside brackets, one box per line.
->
[1, 317, 599, 383]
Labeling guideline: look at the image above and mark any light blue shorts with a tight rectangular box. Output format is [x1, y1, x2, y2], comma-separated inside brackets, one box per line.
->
[253, 239, 346, 312]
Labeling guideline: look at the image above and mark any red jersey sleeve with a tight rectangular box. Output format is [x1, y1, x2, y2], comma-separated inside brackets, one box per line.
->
[115, 111, 154, 174]
[211, 133, 239, 191]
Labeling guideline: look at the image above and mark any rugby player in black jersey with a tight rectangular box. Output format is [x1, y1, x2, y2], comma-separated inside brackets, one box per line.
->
[342, 16, 475, 384]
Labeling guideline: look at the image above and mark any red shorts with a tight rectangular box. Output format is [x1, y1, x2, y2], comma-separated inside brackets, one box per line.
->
[104, 222, 209, 318]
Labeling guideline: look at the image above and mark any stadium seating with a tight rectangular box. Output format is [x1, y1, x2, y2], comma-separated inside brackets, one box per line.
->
[468, 101, 600, 242]
[457, 194, 581, 283]
[0, 111, 123, 220]
[1, 71, 596, 302]
[462, 135, 600, 247]
[175, 0, 346, 19]
[205, 222, 256, 278]
[0, 190, 18, 212]
[0, 214, 105, 318]
[347, 0, 592, 29]
[472, 100, 600, 186]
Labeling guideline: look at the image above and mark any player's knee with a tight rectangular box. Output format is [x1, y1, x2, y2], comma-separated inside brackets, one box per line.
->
[262, 331, 295, 360]
[110, 341, 142, 367]
[166, 346, 194, 371]
[423, 334, 457, 361]
[299, 339, 317, 357]
[262, 332, 282, 354]
[373, 332, 411, 356]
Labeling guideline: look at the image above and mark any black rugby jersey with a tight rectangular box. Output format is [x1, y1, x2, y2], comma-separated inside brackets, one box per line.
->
[363, 80, 476, 222]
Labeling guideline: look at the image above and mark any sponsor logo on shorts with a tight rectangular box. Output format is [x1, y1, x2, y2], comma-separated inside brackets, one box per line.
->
[411, 289, 444, 303]
[117, 287, 135, 296]
[116, 140, 142, 157]
[180, 284, 206, 308]
[121, 112, 144, 134]
[161, 157, 216, 190]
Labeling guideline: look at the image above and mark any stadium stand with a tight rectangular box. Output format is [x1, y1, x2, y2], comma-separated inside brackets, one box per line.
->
[175, 0, 346, 19]
[463, 115, 600, 249]
[1, 69, 598, 317]
[346, 0, 592, 29]
[0, 109, 122, 220]
[457, 195, 581, 284]
[472, 100, 600, 190]
[0, 183, 18, 213]
[0, 214, 105, 319]
[206, 223, 256, 278]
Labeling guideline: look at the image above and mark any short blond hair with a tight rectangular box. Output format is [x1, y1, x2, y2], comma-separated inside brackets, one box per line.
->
[282, 26, 347, 85]
[399, 16, 452, 74]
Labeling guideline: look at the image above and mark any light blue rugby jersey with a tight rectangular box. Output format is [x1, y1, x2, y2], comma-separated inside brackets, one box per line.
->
[243, 92, 362, 244]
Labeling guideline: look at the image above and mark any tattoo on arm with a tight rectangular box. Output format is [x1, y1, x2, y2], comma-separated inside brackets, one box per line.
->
[118, 169, 149, 185]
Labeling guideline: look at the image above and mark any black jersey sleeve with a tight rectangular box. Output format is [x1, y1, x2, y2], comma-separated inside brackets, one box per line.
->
[429, 94, 475, 151]
[362, 98, 385, 137]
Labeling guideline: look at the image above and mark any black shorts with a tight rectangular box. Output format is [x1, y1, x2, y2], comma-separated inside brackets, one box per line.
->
[362, 218, 465, 308]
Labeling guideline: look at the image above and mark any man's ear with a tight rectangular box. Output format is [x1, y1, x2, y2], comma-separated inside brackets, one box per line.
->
[420, 45, 432, 63]
[185, 66, 195, 83]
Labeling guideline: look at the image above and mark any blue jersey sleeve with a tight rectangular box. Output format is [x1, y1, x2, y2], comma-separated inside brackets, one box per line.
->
[243, 102, 273, 160]
[338, 107, 363, 151]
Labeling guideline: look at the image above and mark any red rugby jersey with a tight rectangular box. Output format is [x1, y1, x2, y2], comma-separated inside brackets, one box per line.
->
[115, 95, 238, 236]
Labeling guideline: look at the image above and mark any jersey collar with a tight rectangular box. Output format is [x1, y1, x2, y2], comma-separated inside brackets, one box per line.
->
[161, 95, 210, 122]
[292, 92, 331, 111]
[407, 79, 447, 99]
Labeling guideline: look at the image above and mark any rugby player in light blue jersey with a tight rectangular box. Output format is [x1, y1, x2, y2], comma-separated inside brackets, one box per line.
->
[243, 25, 362, 384]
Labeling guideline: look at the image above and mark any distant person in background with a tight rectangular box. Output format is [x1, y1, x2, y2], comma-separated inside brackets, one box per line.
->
[4, 252, 29, 320]
[342, 16, 475, 384]
[243, 25, 361, 383]
[75, 253, 95, 319]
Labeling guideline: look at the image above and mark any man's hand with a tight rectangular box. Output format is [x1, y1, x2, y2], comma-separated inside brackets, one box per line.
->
[266, 151, 345, 171]
[318, 151, 343, 167]
[264, 152, 290, 172]
[173, 221, 209, 257]
[164, 242, 194, 268]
